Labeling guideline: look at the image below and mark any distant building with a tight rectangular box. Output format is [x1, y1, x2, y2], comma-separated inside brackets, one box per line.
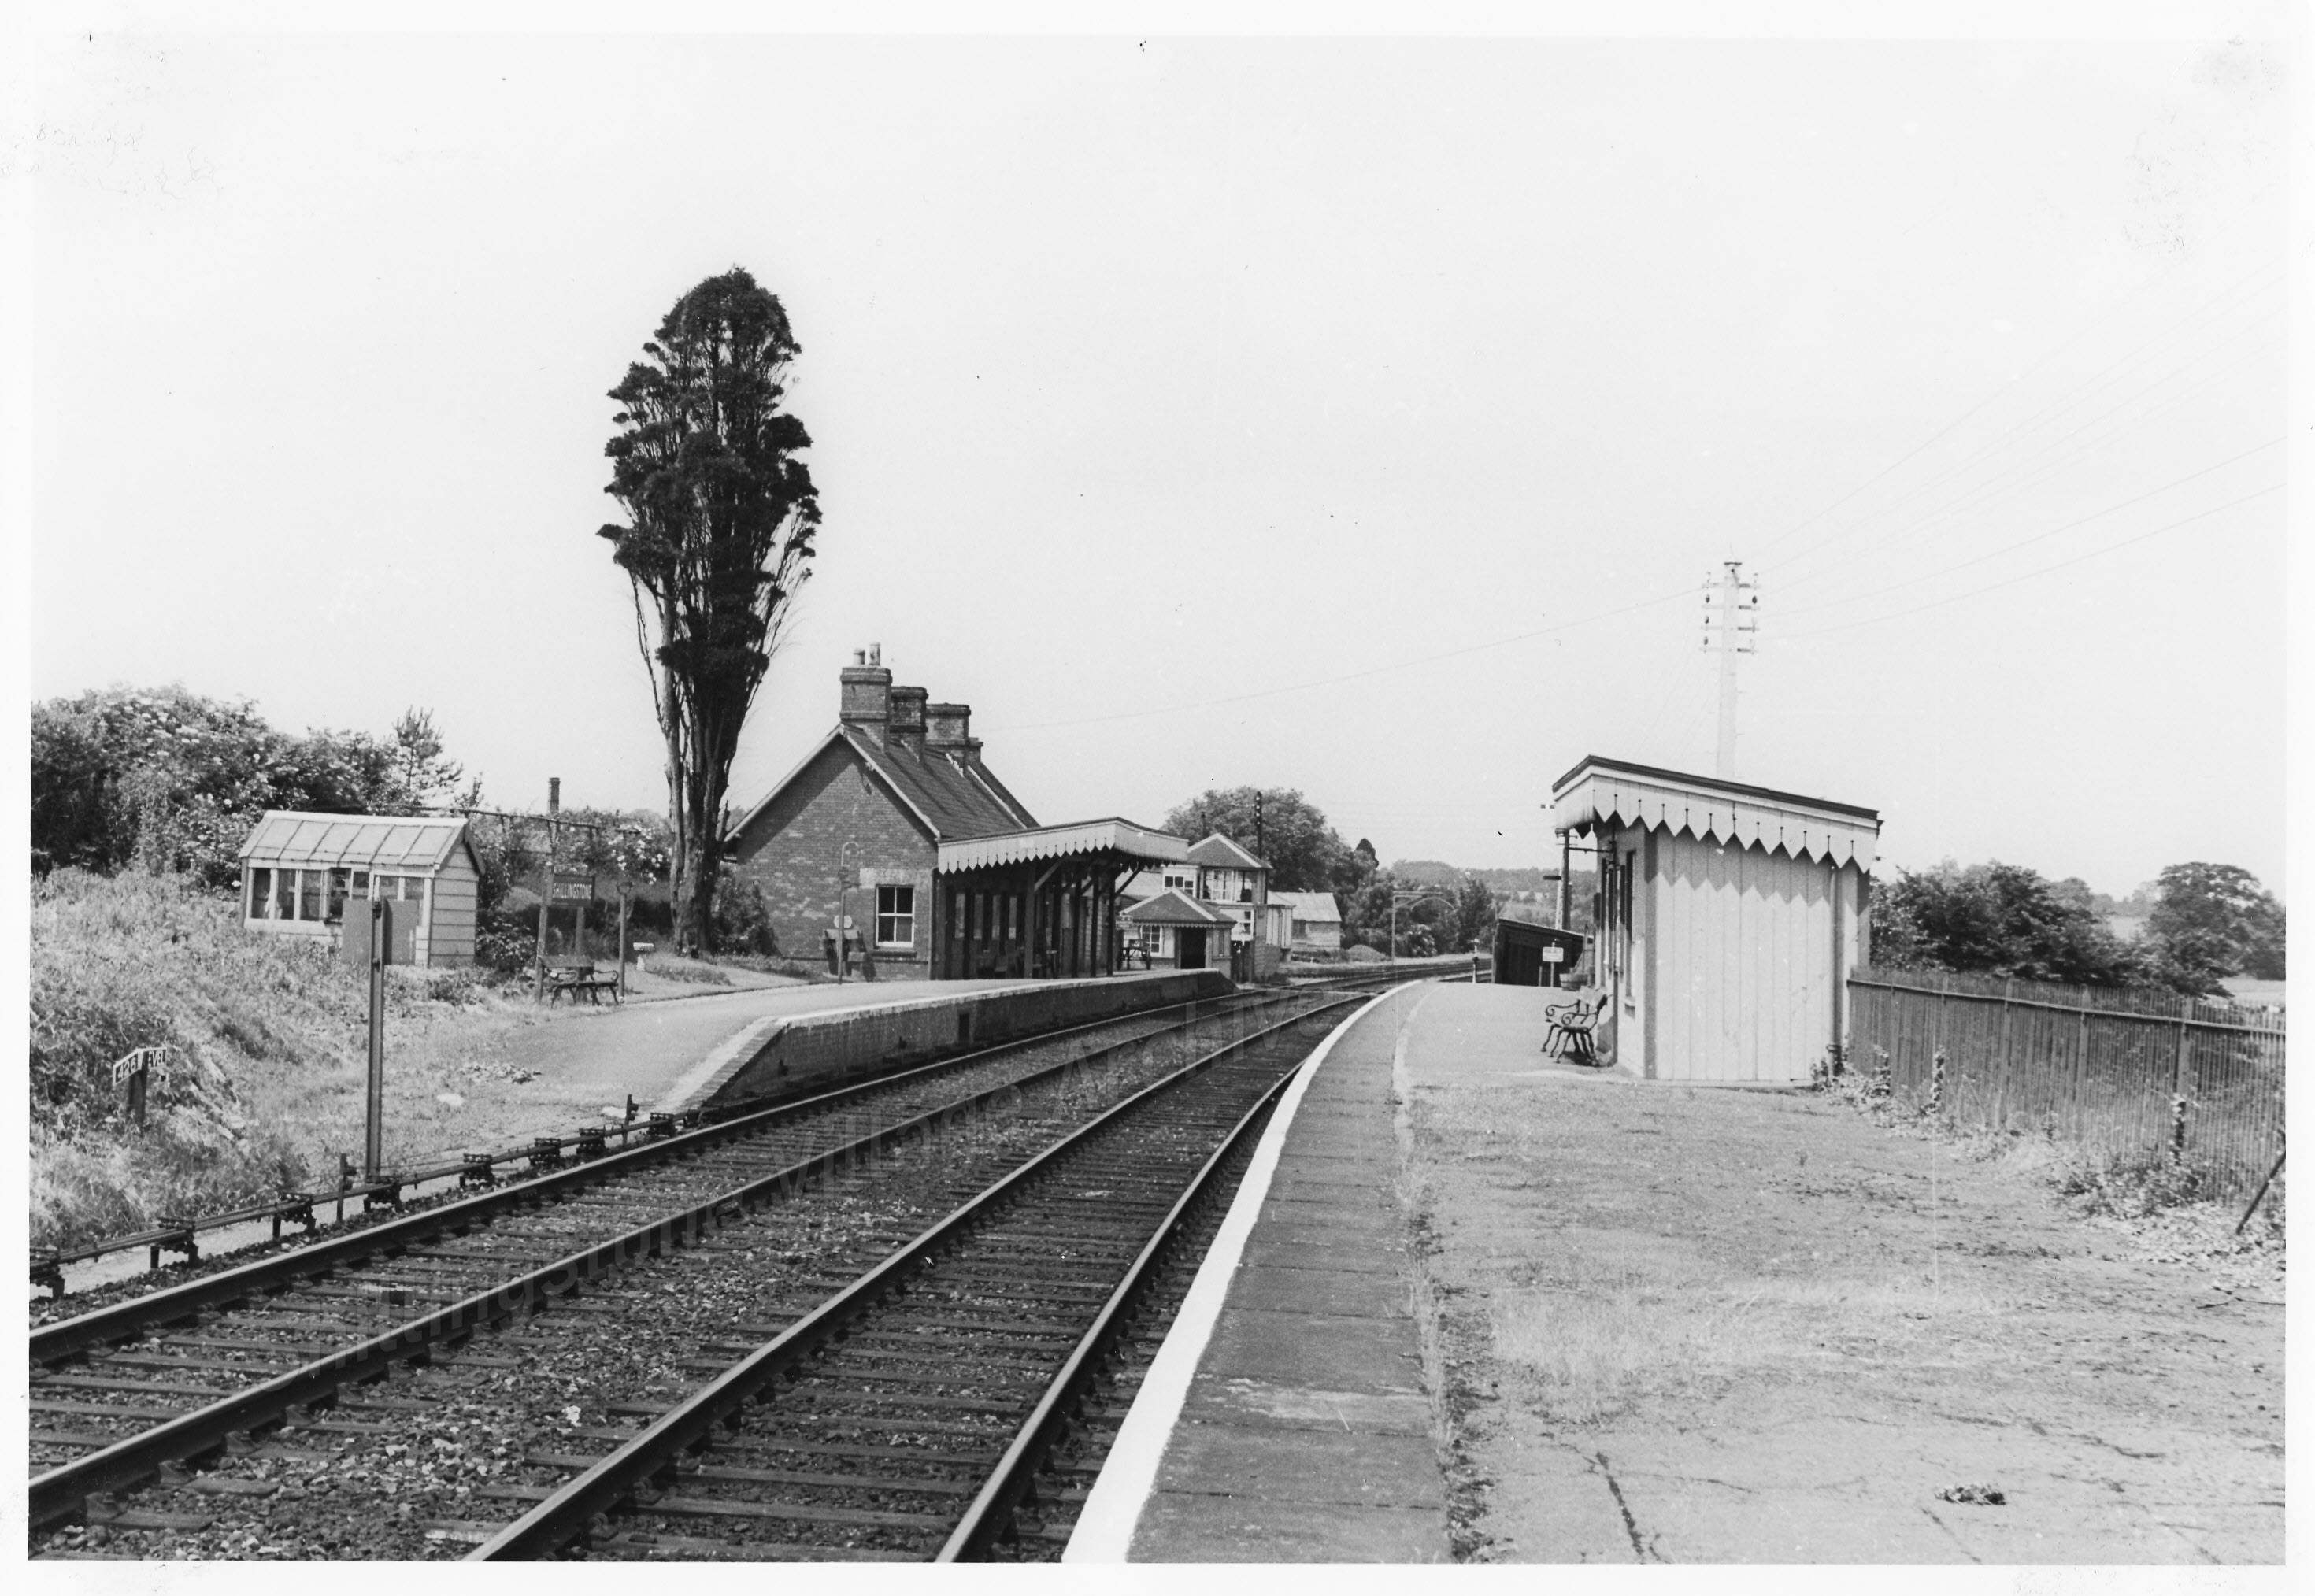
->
[1118, 832, 1292, 979]
[1272, 889, 1343, 951]
[236, 811, 481, 967]
[725, 648, 1185, 979]
[1118, 888, 1237, 971]
[1550, 756, 1880, 1083]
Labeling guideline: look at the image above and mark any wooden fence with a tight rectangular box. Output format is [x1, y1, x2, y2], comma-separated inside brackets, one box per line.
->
[1845, 965, 2284, 1197]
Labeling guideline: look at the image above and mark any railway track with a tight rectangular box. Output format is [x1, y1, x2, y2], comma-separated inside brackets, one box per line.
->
[472, 996, 1350, 1561]
[27, 988, 1322, 1540]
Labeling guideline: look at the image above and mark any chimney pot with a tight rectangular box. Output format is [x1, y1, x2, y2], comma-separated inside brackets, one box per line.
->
[839, 651, 895, 746]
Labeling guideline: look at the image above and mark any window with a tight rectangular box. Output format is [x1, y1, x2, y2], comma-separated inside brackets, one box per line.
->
[276, 869, 297, 920]
[402, 875, 426, 902]
[328, 868, 351, 922]
[350, 868, 369, 897]
[953, 892, 966, 940]
[298, 869, 324, 920]
[876, 885, 916, 948]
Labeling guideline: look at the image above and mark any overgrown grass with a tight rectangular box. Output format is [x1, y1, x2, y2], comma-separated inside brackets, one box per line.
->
[1487, 1258, 2006, 1427]
[29, 868, 527, 1252]
[2054, 1150, 2211, 1219]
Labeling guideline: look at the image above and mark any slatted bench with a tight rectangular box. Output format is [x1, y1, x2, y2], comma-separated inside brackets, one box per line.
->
[547, 962, 622, 1005]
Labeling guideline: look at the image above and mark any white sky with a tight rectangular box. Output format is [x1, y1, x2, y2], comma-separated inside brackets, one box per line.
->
[11, 3, 2298, 900]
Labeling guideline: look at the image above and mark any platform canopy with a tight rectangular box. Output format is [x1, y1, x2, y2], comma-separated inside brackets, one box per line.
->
[1550, 756, 1880, 870]
[935, 817, 1186, 876]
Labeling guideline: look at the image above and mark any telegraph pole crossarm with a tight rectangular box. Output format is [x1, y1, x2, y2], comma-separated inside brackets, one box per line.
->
[1702, 561, 1760, 780]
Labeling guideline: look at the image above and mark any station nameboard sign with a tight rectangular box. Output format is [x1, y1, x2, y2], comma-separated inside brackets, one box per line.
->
[551, 872, 596, 902]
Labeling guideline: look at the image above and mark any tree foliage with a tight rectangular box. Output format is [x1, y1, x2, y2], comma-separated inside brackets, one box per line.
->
[1161, 787, 1370, 895]
[1870, 855, 2283, 999]
[1869, 860, 2145, 987]
[30, 686, 466, 887]
[2146, 861, 2285, 987]
[601, 268, 821, 954]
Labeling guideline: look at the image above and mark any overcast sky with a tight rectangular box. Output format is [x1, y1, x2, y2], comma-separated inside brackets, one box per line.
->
[15, 5, 2295, 898]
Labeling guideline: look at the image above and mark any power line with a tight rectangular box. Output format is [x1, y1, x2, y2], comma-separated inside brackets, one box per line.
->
[1762, 262, 2284, 584]
[1777, 437, 2283, 618]
[1747, 181, 2280, 570]
[1777, 482, 2281, 642]
[989, 586, 1695, 734]
[1771, 283, 2284, 592]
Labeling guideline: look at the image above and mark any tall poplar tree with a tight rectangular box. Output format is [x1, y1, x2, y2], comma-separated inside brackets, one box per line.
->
[600, 268, 821, 954]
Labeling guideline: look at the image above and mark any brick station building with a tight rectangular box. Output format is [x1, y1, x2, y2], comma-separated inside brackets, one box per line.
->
[725, 648, 1187, 979]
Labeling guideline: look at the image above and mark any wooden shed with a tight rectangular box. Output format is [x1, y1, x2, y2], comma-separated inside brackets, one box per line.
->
[1492, 918, 1587, 988]
[236, 811, 481, 968]
[1550, 757, 1879, 1083]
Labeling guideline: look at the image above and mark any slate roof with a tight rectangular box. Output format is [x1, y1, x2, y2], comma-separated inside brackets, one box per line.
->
[1272, 890, 1343, 926]
[844, 727, 1035, 840]
[1185, 832, 1267, 870]
[734, 726, 1039, 848]
[1119, 888, 1236, 928]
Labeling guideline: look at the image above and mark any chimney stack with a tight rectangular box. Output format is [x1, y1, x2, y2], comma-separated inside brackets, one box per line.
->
[926, 702, 972, 762]
[887, 686, 928, 754]
[839, 646, 893, 746]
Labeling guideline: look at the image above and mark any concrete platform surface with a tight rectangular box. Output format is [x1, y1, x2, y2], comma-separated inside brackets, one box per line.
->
[1076, 983, 1451, 1563]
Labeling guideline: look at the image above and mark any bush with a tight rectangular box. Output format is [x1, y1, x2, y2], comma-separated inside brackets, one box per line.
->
[711, 876, 780, 957]
[2055, 1151, 2212, 1220]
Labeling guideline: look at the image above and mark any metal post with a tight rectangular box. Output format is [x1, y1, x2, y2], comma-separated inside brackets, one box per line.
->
[534, 777, 558, 1001]
[617, 883, 632, 998]
[1558, 828, 1572, 929]
[364, 896, 386, 1182]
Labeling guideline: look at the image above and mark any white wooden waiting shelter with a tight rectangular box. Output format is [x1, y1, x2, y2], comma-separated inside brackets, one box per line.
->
[237, 811, 480, 967]
[1551, 757, 1880, 1083]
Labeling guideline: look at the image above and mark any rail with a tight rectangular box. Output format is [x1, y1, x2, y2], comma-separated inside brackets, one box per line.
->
[28, 991, 1317, 1531]
[32, 987, 1277, 1294]
[468, 997, 1354, 1560]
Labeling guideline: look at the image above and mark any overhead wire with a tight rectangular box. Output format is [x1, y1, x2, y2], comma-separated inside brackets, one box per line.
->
[1761, 261, 2284, 587]
[1745, 180, 2280, 572]
[1776, 481, 2281, 642]
[1776, 436, 2283, 617]
[990, 584, 1698, 734]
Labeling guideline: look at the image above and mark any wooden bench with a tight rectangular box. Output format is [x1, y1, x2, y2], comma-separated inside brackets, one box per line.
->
[1543, 994, 1603, 1065]
[547, 961, 623, 1005]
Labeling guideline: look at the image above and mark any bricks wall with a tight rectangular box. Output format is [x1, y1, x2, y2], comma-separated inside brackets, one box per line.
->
[728, 740, 938, 977]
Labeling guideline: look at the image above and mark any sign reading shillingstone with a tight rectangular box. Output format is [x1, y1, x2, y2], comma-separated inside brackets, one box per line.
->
[551, 872, 596, 902]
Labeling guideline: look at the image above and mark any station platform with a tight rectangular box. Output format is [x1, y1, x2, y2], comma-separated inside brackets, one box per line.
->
[1069, 980, 1492, 1562]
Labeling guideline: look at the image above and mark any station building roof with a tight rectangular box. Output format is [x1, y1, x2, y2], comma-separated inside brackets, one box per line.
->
[1120, 888, 1237, 928]
[1186, 833, 1268, 871]
[236, 811, 478, 873]
[1550, 755, 1880, 870]
[1272, 890, 1343, 925]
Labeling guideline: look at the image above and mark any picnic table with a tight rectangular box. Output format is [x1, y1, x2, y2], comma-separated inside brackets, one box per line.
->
[547, 961, 623, 1005]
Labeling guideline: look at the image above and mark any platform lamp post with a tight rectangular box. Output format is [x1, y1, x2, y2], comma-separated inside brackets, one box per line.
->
[838, 839, 863, 983]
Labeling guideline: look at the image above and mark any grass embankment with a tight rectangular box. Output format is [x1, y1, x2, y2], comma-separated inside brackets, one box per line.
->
[30, 870, 549, 1252]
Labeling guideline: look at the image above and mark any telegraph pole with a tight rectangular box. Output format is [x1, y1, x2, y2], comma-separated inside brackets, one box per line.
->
[533, 776, 558, 1002]
[1702, 561, 1759, 779]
